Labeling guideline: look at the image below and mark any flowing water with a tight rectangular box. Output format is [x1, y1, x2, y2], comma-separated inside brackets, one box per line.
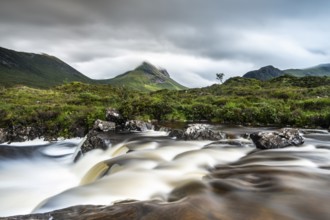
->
[0, 127, 330, 219]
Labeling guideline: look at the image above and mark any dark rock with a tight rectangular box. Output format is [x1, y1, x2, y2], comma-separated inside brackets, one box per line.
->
[250, 128, 304, 150]
[2, 198, 215, 220]
[80, 130, 112, 154]
[169, 124, 226, 141]
[93, 119, 116, 132]
[80, 120, 115, 154]
[79, 118, 154, 156]
[5, 126, 39, 143]
[105, 108, 125, 125]
[168, 129, 184, 138]
[78, 107, 155, 157]
[70, 125, 88, 138]
[0, 128, 8, 144]
[123, 120, 154, 132]
[2, 203, 136, 220]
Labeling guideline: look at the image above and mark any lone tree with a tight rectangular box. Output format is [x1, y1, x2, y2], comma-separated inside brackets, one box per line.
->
[216, 73, 225, 83]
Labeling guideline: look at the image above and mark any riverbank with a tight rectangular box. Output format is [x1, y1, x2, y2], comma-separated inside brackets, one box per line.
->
[1, 75, 330, 143]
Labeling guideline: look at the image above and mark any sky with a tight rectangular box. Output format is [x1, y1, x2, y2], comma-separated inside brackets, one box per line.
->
[1, 0, 330, 87]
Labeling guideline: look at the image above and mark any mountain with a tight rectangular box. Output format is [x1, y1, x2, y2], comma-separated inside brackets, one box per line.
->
[98, 62, 187, 91]
[284, 63, 330, 77]
[0, 47, 93, 88]
[243, 63, 330, 81]
[0, 47, 186, 91]
[242, 65, 284, 81]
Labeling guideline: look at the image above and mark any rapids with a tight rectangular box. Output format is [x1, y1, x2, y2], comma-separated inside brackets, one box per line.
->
[0, 127, 330, 219]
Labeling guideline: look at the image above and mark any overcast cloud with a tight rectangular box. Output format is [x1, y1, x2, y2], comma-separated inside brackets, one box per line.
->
[1, 0, 330, 87]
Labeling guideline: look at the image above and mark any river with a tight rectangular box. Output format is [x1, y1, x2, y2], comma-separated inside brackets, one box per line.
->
[0, 126, 329, 219]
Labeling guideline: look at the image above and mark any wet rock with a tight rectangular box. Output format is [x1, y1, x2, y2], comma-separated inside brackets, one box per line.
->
[70, 124, 88, 138]
[93, 119, 116, 132]
[80, 120, 115, 154]
[123, 120, 154, 132]
[169, 124, 226, 141]
[168, 129, 184, 138]
[3, 198, 219, 220]
[78, 108, 155, 156]
[5, 126, 39, 143]
[0, 128, 8, 144]
[250, 128, 304, 150]
[80, 130, 112, 154]
[79, 118, 154, 156]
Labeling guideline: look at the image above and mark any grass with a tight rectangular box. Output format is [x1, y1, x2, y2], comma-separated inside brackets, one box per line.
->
[0, 75, 329, 139]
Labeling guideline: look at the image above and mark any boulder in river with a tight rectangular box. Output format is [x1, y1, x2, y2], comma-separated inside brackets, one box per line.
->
[80, 120, 115, 154]
[93, 119, 116, 132]
[250, 128, 304, 150]
[80, 119, 154, 155]
[123, 120, 154, 132]
[169, 124, 226, 141]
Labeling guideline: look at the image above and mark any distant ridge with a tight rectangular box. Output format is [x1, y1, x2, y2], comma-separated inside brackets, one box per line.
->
[284, 63, 330, 77]
[0, 47, 92, 88]
[98, 61, 187, 91]
[243, 63, 330, 81]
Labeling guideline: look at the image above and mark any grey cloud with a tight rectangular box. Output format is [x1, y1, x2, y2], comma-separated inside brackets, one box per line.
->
[1, 0, 330, 87]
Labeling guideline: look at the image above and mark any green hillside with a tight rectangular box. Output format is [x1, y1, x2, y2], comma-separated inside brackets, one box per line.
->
[284, 64, 330, 77]
[0, 75, 330, 140]
[0, 47, 93, 88]
[98, 62, 187, 91]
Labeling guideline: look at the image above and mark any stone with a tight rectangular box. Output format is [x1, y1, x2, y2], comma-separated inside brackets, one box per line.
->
[6, 126, 39, 143]
[80, 130, 112, 154]
[250, 128, 304, 150]
[123, 120, 154, 132]
[0, 128, 8, 144]
[169, 124, 226, 141]
[93, 119, 116, 132]
[79, 119, 115, 154]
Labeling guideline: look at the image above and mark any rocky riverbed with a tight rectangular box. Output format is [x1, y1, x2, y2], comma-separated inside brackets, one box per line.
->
[0, 122, 330, 219]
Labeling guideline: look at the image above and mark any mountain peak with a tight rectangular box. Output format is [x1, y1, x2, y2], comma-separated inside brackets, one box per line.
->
[101, 61, 186, 91]
[135, 61, 170, 78]
[243, 65, 284, 81]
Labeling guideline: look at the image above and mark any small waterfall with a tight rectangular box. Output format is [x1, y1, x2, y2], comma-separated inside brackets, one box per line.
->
[1, 128, 330, 219]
